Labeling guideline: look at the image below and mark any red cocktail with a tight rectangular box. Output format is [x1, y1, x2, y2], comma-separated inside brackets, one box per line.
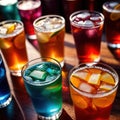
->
[70, 10, 104, 63]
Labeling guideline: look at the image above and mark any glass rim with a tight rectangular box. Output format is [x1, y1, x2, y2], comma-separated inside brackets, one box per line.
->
[21, 57, 62, 86]
[69, 62, 119, 98]
[17, 0, 41, 10]
[0, 20, 24, 37]
[33, 14, 65, 32]
[69, 10, 104, 28]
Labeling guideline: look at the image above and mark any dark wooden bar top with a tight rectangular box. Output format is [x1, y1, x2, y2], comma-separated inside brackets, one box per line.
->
[0, 33, 120, 120]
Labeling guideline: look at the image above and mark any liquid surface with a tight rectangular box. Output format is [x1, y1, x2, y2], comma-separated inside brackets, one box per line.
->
[24, 62, 61, 85]
[71, 67, 117, 96]
[71, 11, 104, 28]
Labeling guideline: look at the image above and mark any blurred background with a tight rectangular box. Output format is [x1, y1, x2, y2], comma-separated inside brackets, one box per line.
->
[0, 0, 110, 33]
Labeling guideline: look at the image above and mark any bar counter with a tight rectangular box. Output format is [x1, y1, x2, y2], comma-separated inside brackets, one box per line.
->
[0, 33, 120, 120]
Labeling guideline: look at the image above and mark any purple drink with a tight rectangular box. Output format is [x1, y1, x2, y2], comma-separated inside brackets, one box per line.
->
[17, 0, 42, 40]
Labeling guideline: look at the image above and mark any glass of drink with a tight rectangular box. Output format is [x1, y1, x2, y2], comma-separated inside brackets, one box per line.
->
[0, 0, 21, 21]
[17, 0, 42, 40]
[0, 54, 12, 108]
[0, 20, 28, 76]
[21, 57, 62, 119]
[33, 15, 65, 67]
[70, 10, 104, 63]
[69, 62, 119, 120]
[103, 1, 120, 60]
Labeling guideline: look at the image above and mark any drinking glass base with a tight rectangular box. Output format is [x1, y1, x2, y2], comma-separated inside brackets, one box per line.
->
[78, 57, 100, 63]
[0, 95, 12, 108]
[38, 109, 62, 120]
[10, 69, 22, 76]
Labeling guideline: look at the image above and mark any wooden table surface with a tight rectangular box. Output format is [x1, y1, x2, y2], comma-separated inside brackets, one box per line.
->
[1, 33, 120, 120]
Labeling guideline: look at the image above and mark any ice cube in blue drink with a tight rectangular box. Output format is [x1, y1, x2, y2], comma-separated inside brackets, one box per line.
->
[36, 63, 49, 71]
[46, 68, 56, 75]
[29, 70, 47, 81]
[46, 75, 56, 82]
[24, 76, 33, 82]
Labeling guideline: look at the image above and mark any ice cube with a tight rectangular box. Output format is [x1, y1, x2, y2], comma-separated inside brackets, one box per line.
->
[88, 73, 101, 85]
[83, 20, 94, 27]
[79, 82, 96, 93]
[15, 23, 21, 30]
[47, 68, 56, 75]
[36, 63, 49, 71]
[45, 24, 53, 31]
[0, 27, 7, 34]
[47, 67, 60, 75]
[77, 12, 90, 20]
[72, 71, 90, 81]
[29, 70, 47, 81]
[53, 24, 61, 29]
[46, 75, 56, 82]
[33, 80, 41, 84]
[109, 2, 118, 8]
[90, 16, 101, 21]
[25, 69, 31, 75]
[77, 21, 84, 26]
[24, 76, 33, 82]
[99, 82, 114, 91]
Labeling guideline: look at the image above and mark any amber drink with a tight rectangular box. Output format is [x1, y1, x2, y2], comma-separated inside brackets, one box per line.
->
[33, 15, 65, 67]
[69, 62, 119, 120]
[0, 20, 28, 76]
[70, 10, 104, 63]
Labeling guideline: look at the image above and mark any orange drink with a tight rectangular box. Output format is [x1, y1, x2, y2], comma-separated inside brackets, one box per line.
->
[69, 62, 119, 120]
[0, 20, 28, 76]
[33, 15, 65, 67]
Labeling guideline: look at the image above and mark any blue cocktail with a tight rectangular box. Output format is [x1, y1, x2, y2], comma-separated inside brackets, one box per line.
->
[0, 54, 12, 108]
[22, 57, 62, 119]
